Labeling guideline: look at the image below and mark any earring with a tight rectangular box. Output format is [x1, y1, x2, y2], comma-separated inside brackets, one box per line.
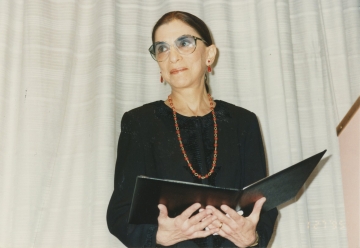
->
[160, 73, 163, 83]
[207, 66, 212, 73]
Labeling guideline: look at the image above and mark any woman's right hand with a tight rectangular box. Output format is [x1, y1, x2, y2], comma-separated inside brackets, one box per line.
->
[156, 203, 219, 246]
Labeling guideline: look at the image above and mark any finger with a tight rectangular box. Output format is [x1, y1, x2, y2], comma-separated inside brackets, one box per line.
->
[207, 223, 216, 229]
[180, 203, 202, 220]
[220, 205, 241, 221]
[188, 208, 213, 225]
[192, 227, 220, 239]
[206, 206, 234, 226]
[193, 214, 217, 231]
[185, 214, 217, 234]
[205, 216, 222, 229]
[249, 197, 266, 221]
[216, 225, 234, 240]
[209, 219, 222, 229]
[158, 204, 168, 220]
[212, 221, 236, 240]
[237, 210, 244, 216]
[216, 218, 232, 233]
[199, 214, 212, 223]
[198, 208, 210, 220]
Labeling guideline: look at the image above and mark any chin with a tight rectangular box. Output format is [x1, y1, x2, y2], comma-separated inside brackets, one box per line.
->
[169, 78, 192, 89]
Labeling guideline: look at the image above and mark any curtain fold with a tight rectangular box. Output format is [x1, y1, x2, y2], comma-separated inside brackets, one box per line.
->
[0, 0, 358, 247]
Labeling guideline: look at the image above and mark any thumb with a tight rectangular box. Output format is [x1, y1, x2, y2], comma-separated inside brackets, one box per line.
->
[249, 197, 266, 221]
[158, 204, 168, 220]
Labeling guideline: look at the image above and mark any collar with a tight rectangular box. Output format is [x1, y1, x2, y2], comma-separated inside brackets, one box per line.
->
[154, 100, 232, 125]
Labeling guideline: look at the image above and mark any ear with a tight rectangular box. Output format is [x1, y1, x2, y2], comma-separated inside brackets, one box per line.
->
[206, 44, 217, 65]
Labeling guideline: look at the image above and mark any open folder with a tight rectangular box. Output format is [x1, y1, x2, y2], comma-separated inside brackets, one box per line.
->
[128, 150, 326, 224]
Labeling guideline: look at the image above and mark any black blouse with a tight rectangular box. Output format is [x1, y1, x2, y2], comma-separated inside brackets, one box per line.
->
[107, 100, 278, 247]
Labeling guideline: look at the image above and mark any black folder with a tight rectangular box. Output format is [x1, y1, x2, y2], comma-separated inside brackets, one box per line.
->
[128, 150, 326, 224]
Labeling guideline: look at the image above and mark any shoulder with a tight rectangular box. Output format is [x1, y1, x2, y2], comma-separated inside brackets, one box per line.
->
[120, 101, 163, 130]
[216, 100, 262, 139]
[215, 100, 258, 123]
[123, 101, 162, 120]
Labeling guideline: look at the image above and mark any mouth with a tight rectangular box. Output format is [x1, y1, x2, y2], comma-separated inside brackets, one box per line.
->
[170, 68, 188, 74]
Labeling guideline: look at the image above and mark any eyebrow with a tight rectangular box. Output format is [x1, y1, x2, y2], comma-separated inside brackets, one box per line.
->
[154, 34, 193, 44]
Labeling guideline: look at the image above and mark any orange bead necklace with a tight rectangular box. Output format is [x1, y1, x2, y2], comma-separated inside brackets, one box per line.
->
[168, 94, 218, 179]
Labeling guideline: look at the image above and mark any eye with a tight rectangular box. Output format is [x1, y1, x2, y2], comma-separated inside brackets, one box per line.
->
[177, 36, 194, 48]
[155, 43, 169, 54]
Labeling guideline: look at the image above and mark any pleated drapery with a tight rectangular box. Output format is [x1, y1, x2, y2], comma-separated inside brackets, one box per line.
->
[0, 0, 358, 247]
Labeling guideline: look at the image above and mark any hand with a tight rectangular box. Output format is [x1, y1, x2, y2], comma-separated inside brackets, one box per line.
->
[206, 197, 266, 247]
[156, 203, 219, 246]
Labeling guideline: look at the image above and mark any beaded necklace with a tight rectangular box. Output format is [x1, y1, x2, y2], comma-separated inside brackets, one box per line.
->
[168, 94, 218, 179]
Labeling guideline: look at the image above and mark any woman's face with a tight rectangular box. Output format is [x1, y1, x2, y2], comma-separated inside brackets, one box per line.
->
[154, 20, 216, 91]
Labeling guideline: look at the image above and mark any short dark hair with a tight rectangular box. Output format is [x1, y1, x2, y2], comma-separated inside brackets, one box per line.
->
[151, 11, 213, 46]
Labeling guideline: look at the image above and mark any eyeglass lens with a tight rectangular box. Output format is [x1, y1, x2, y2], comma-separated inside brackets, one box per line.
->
[153, 35, 196, 61]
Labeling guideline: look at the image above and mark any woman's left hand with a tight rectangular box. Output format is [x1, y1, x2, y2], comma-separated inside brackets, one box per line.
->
[205, 197, 266, 248]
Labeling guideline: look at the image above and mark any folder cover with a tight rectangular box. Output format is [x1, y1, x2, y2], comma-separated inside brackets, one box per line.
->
[128, 150, 326, 224]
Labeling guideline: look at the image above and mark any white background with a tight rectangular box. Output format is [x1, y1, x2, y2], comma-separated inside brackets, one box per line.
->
[0, 0, 359, 247]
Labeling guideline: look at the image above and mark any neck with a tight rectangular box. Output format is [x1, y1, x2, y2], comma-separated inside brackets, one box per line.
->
[168, 86, 213, 117]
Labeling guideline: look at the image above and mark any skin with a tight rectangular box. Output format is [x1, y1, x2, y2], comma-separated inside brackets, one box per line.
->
[205, 197, 266, 247]
[157, 203, 218, 246]
[154, 19, 266, 247]
[156, 19, 217, 117]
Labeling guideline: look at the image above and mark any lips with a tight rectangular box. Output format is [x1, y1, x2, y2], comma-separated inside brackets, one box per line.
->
[170, 68, 188, 74]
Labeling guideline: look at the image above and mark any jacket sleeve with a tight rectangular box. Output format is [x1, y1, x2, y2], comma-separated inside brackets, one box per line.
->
[244, 114, 278, 247]
[107, 111, 158, 247]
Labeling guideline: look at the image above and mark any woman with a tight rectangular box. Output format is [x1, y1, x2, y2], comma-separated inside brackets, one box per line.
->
[107, 11, 278, 247]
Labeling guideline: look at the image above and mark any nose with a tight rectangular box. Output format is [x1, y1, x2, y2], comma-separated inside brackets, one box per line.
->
[168, 45, 181, 63]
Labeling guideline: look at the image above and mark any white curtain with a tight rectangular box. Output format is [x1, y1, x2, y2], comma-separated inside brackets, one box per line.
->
[0, 0, 358, 247]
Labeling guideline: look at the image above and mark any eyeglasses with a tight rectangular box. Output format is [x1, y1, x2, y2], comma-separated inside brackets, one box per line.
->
[148, 34, 208, 62]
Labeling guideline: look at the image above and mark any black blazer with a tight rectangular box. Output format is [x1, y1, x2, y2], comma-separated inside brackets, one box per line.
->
[107, 100, 278, 247]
